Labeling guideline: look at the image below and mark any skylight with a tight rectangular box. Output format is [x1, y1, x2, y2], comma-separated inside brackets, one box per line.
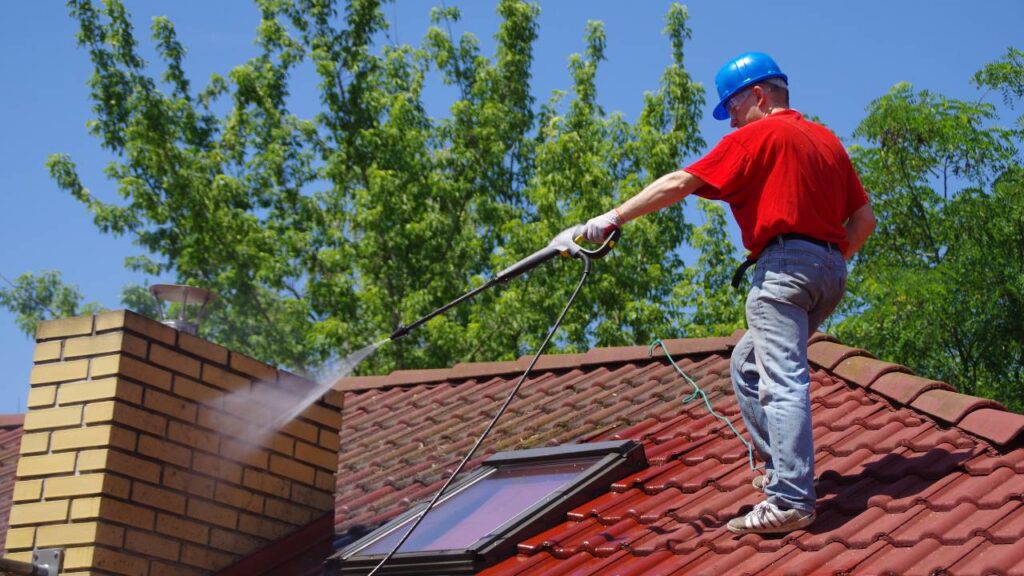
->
[330, 440, 647, 575]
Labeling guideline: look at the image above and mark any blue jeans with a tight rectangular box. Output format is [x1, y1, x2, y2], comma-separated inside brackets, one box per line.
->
[730, 237, 847, 512]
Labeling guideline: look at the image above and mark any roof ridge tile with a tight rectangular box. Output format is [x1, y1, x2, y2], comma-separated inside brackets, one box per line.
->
[910, 389, 1006, 425]
[808, 340, 873, 371]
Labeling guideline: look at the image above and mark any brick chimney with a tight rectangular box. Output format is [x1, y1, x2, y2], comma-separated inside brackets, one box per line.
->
[5, 311, 342, 575]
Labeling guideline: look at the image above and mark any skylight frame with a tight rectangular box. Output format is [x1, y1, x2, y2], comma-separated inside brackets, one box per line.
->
[330, 440, 647, 576]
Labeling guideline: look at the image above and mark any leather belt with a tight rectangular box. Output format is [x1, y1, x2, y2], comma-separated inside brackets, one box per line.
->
[730, 234, 839, 289]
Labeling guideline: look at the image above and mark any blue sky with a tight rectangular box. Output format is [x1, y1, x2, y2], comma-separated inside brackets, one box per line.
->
[1, 0, 1021, 413]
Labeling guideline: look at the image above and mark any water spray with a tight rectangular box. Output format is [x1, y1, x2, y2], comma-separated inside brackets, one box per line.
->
[365, 224, 620, 576]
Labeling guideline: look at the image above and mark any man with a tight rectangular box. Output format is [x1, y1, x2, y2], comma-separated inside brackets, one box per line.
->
[581, 52, 876, 535]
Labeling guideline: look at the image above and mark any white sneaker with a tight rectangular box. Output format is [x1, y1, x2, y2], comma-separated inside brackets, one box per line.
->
[752, 473, 770, 493]
[726, 500, 815, 535]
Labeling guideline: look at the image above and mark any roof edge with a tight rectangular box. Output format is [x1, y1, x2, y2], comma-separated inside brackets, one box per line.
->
[808, 338, 1024, 448]
[333, 335, 738, 393]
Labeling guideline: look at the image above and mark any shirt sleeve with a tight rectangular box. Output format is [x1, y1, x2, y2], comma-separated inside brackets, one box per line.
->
[685, 136, 752, 203]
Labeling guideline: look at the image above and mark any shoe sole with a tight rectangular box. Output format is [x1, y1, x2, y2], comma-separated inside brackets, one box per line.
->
[726, 515, 814, 535]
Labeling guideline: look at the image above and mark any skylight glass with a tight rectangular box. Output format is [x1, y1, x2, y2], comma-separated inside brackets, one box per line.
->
[332, 440, 647, 575]
[358, 457, 598, 554]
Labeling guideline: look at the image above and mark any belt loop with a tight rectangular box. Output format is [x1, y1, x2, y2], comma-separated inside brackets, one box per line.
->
[776, 236, 785, 248]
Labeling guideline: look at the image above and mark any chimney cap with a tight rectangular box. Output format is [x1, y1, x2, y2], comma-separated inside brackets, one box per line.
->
[149, 284, 217, 335]
[149, 284, 217, 305]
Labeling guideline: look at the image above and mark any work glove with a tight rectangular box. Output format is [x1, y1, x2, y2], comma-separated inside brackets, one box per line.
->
[580, 208, 622, 243]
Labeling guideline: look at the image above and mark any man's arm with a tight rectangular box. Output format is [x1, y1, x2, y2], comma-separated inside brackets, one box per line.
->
[843, 203, 876, 260]
[580, 169, 708, 243]
[616, 169, 707, 222]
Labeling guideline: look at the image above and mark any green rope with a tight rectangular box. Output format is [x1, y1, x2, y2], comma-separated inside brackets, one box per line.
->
[648, 338, 762, 472]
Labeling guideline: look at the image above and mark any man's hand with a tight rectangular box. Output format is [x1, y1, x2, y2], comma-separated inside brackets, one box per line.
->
[580, 209, 623, 243]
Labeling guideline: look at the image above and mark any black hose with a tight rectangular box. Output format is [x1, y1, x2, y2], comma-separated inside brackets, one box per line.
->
[366, 254, 593, 576]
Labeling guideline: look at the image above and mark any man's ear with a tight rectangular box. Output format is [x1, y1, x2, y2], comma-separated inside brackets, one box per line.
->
[752, 85, 768, 108]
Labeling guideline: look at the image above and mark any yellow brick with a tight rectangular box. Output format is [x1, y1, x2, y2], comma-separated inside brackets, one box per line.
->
[192, 451, 242, 484]
[143, 388, 197, 423]
[122, 310, 177, 345]
[290, 483, 334, 511]
[84, 400, 167, 437]
[269, 433, 295, 456]
[43, 473, 130, 500]
[299, 403, 343, 430]
[8, 500, 69, 525]
[17, 452, 76, 477]
[71, 497, 155, 531]
[237, 513, 290, 541]
[214, 482, 264, 514]
[149, 344, 201, 379]
[219, 438, 268, 469]
[166, 420, 220, 454]
[209, 527, 264, 555]
[29, 359, 89, 385]
[107, 451, 162, 484]
[155, 513, 208, 545]
[319, 427, 340, 452]
[26, 386, 56, 409]
[242, 469, 289, 499]
[150, 560, 204, 576]
[12, 480, 42, 502]
[75, 448, 161, 484]
[36, 316, 93, 340]
[23, 404, 83, 431]
[64, 332, 125, 359]
[61, 546, 94, 571]
[315, 470, 335, 492]
[36, 521, 124, 548]
[94, 310, 127, 332]
[58, 377, 143, 405]
[131, 482, 186, 515]
[162, 467, 215, 499]
[122, 333, 149, 358]
[32, 340, 62, 362]
[295, 441, 338, 472]
[264, 497, 316, 526]
[18, 431, 50, 455]
[82, 546, 148, 576]
[3, 552, 34, 564]
[322, 388, 343, 409]
[201, 363, 250, 391]
[181, 543, 233, 571]
[137, 433, 191, 468]
[51, 425, 137, 452]
[280, 418, 319, 444]
[89, 354, 121, 378]
[4, 527, 35, 550]
[178, 332, 229, 364]
[173, 375, 222, 408]
[229, 352, 277, 382]
[269, 453, 315, 485]
[124, 529, 181, 562]
[118, 355, 173, 390]
[186, 497, 238, 529]
[198, 405, 257, 439]
[221, 391, 274, 425]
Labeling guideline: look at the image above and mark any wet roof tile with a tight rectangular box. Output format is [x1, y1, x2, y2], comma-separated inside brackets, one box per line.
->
[0, 415, 23, 552]
[237, 334, 1024, 575]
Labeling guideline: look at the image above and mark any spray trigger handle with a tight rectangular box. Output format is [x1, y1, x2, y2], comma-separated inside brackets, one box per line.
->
[573, 227, 621, 261]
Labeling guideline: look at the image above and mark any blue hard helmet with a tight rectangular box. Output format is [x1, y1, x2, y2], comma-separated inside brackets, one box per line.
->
[712, 52, 788, 121]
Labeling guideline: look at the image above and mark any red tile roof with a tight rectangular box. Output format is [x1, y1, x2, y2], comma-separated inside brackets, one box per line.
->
[0, 414, 24, 552]
[235, 332, 1024, 575]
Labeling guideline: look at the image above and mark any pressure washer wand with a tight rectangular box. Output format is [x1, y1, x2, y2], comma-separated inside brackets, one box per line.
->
[388, 225, 620, 341]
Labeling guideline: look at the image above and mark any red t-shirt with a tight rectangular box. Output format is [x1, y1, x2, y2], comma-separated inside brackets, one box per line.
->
[685, 109, 869, 259]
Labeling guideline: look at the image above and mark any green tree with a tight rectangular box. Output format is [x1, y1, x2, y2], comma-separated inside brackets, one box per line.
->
[838, 48, 1024, 410]
[0, 272, 103, 335]
[26, 0, 737, 377]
